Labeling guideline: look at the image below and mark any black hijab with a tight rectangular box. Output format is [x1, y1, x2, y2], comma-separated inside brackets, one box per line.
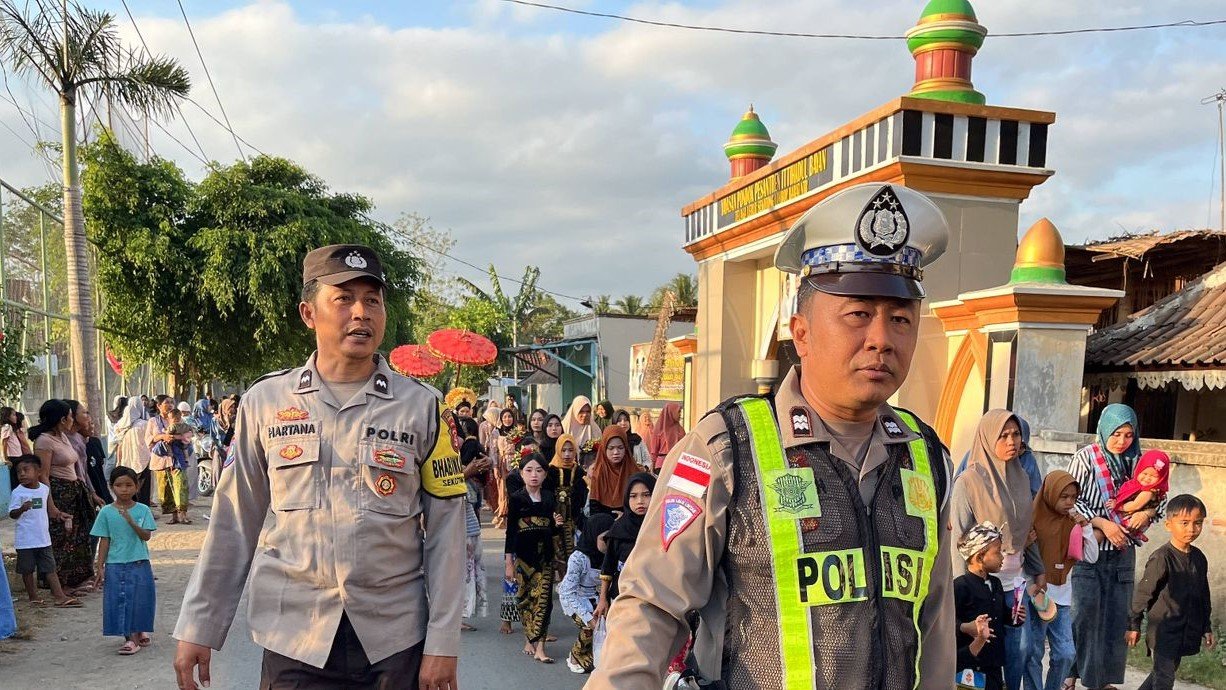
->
[460, 437, 484, 466]
[606, 472, 656, 542]
[577, 512, 616, 564]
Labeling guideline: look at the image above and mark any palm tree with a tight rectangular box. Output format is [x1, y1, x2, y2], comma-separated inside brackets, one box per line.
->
[650, 273, 698, 310]
[614, 294, 647, 316]
[457, 264, 549, 360]
[0, 1, 190, 416]
[592, 294, 612, 315]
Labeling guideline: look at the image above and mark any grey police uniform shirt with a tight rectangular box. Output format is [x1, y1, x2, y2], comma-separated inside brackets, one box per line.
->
[173, 353, 466, 667]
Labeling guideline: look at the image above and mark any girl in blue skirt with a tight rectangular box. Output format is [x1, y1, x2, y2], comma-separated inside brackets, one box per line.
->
[90, 466, 156, 655]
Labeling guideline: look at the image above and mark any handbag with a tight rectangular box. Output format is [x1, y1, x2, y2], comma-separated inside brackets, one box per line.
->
[499, 579, 521, 622]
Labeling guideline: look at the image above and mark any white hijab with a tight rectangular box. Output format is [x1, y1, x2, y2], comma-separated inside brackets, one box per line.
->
[562, 396, 602, 446]
[114, 398, 151, 472]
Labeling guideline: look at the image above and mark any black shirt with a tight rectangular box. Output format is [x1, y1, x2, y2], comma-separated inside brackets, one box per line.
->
[503, 489, 558, 568]
[1130, 542, 1212, 656]
[954, 571, 1013, 686]
[84, 436, 113, 503]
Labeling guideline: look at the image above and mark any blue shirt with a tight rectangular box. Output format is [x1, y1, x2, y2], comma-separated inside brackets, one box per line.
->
[90, 503, 156, 563]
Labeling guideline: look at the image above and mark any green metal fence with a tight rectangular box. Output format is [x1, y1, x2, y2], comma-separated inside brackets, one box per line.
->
[0, 177, 165, 416]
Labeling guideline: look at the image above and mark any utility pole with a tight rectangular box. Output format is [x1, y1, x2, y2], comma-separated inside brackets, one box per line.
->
[1202, 88, 1226, 232]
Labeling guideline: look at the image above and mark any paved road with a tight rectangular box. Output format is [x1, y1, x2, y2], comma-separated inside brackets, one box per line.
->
[208, 523, 588, 689]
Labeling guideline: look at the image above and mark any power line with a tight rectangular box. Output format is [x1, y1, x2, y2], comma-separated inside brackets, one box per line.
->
[501, 0, 1226, 40]
[175, 0, 245, 161]
[182, 96, 266, 156]
[363, 214, 586, 303]
[119, 0, 212, 165]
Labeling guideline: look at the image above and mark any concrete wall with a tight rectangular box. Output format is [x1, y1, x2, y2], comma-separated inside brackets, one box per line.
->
[564, 314, 692, 412]
[693, 257, 758, 415]
[1030, 430, 1226, 620]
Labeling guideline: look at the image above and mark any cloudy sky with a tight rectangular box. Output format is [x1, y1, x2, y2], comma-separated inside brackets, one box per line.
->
[2, 0, 1225, 305]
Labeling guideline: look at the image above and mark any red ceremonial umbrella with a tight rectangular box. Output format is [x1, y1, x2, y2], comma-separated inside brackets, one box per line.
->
[427, 329, 498, 366]
[389, 344, 445, 378]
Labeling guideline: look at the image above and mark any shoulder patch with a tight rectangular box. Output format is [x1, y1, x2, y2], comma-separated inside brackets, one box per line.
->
[661, 495, 702, 551]
[419, 403, 466, 499]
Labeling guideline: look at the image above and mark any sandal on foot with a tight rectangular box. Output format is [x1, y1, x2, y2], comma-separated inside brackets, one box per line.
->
[118, 640, 140, 655]
[535, 656, 555, 664]
[54, 598, 83, 608]
[460, 623, 477, 632]
[137, 633, 152, 647]
[28, 599, 48, 607]
[546, 634, 558, 642]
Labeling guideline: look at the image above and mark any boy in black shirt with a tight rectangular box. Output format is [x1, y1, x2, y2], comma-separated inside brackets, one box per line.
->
[955, 521, 1025, 690]
[1126, 494, 1215, 690]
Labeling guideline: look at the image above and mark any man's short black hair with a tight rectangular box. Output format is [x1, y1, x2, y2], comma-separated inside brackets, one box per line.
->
[1165, 493, 1206, 518]
[301, 279, 321, 305]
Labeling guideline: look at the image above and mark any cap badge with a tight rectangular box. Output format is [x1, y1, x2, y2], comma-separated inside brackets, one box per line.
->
[856, 186, 910, 257]
[344, 251, 368, 269]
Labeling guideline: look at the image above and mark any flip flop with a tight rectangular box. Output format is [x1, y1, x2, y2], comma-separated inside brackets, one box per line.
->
[460, 623, 477, 632]
[137, 633, 152, 647]
[54, 598, 83, 608]
[28, 599, 48, 607]
[546, 635, 558, 642]
[118, 640, 140, 655]
[535, 656, 555, 664]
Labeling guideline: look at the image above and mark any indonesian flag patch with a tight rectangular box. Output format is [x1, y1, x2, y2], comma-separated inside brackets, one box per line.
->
[661, 495, 703, 551]
[667, 452, 712, 498]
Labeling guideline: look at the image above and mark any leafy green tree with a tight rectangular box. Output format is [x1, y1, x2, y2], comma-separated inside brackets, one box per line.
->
[521, 293, 577, 342]
[614, 294, 647, 316]
[591, 294, 612, 315]
[1, 0, 191, 417]
[457, 265, 548, 350]
[0, 309, 35, 404]
[82, 133, 421, 393]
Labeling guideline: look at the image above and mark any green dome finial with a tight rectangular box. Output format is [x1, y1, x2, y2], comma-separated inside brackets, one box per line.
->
[905, 0, 988, 104]
[724, 106, 778, 162]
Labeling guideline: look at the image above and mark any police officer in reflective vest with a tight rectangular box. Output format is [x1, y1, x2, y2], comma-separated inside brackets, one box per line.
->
[172, 245, 467, 690]
[587, 184, 956, 690]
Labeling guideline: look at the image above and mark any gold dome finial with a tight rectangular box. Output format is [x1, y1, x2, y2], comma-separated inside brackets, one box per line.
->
[1011, 218, 1066, 284]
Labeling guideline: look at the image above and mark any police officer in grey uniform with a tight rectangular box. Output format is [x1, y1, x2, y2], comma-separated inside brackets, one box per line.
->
[587, 183, 956, 690]
[173, 245, 467, 690]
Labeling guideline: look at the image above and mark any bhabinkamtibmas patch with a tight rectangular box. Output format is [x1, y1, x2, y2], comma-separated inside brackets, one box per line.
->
[420, 404, 466, 499]
[661, 495, 702, 551]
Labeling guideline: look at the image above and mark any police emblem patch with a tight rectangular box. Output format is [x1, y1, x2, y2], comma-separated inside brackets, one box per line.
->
[765, 468, 822, 520]
[855, 185, 910, 257]
[661, 495, 702, 551]
[374, 473, 397, 496]
[224, 445, 236, 468]
[345, 251, 368, 269]
[373, 447, 406, 469]
[275, 406, 310, 422]
[790, 407, 812, 437]
[901, 468, 935, 518]
[279, 444, 304, 461]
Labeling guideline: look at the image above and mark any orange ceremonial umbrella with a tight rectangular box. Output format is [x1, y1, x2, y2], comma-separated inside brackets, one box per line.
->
[426, 329, 498, 367]
[389, 344, 445, 378]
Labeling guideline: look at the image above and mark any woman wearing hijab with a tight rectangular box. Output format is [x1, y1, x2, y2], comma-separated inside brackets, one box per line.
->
[634, 409, 654, 457]
[586, 426, 638, 516]
[540, 413, 563, 463]
[562, 396, 603, 468]
[613, 409, 652, 473]
[593, 472, 656, 622]
[114, 398, 152, 505]
[951, 409, 1044, 690]
[1066, 404, 1152, 690]
[105, 396, 128, 456]
[559, 511, 616, 674]
[648, 402, 685, 471]
[546, 433, 588, 577]
[479, 403, 502, 518]
[956, 415, 1043, 497]
[494, 407, 521, 529]
[1025, 471, 1100, 690]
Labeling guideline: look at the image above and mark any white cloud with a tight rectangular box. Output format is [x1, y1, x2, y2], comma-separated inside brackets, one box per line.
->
[2, 0, 1225, 300]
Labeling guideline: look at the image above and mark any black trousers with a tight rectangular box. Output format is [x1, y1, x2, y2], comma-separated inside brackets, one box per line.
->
[1137, 651, 1183, 690]
[260, 614, 424, 690]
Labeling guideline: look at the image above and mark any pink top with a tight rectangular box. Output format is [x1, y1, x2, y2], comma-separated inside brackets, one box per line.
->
[1, 424, 21, 459]
[34, 431, 83, 482]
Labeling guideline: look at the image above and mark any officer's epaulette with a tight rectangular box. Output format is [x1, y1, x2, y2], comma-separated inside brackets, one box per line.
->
[889, 405, 949, 455]
[704, 392, 773, 423]
[247, 367, 295, 388]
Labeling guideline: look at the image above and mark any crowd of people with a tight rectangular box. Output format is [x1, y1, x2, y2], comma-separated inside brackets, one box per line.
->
[448, 393, 683, 673]
[0, 385, 1213, 690]
[457, 393, 1211, 690]
[0, 393, 238, 654]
